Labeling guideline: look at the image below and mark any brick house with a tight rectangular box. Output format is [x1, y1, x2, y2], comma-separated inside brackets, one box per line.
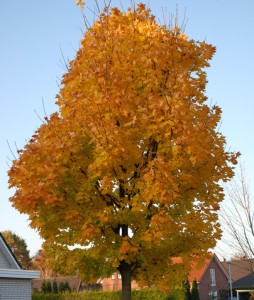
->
[33, 273, 137, 292]
[221, 258, 254, 282]
[32, 276, 82, 292]
[221, 258, 254, 300]
[0, 232, 40, 300]
[99, 253, 229, 298]
[98, 272, 139, 291]
[188, 253, 229, 300]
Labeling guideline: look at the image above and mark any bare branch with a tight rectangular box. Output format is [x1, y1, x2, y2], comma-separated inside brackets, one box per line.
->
[7, 140, 17, 160]
[220, 163, 254, 261]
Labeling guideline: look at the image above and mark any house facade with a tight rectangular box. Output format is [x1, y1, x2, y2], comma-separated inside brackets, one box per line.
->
[188, 254, 229, 300]
[32, 276, 82, 292]
[221, 259, 254, 300]
[0, 232, 40, 300]
[221, 258, 254, 282]
[98, 272, 139, 291]
[99, 254, 229, 298]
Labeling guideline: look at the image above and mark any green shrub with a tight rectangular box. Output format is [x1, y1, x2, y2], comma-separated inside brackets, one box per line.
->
[62, 291, 121, 300]
[64, 281, 71, 292]
[53, 280, 59, 294]
[40, 280, 47, 294]
[59, 282, 66, 293]
[33, 289, 179, 300]
[46, 281, 52, 293]
[40, 280, 53, 294]
[190, 279, 200, 300]
[33, 294, 62, 300]
[132, 289, 169, 300]
[182, 279, 191, 300]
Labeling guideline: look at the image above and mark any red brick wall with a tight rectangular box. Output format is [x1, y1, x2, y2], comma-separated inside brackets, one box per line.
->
[102, 272, 139, 291]
[198, 257, 229, 300]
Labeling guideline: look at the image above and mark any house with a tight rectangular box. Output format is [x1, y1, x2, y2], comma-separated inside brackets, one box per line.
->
[0, 232, 40, 300]
[32, 276, 82, 292]
[221, 259, 254, 300]
[99, 253, 229, 297]
[33, 273, 137, 292]
[233, 273, 254, 289]
[221, 258, 254, 282]
[98, 272, 139, 291]
[188, 253, 230, 300]
[233, 274, 254, 300]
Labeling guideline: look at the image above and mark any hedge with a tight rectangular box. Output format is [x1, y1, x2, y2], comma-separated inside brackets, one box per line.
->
[32, 289, 181, 300]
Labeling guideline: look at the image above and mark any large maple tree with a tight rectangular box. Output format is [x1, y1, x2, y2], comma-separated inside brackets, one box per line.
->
[8, 4, 239, 299]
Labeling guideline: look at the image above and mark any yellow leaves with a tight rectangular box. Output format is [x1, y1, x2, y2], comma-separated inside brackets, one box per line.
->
[141, 232, 152, 243]
[119, 237, 139, 259]
[64, 210, 78, 221]
[81, 225, 100, 240]
[199, 42, 216, 60]
[75, 0, 85, 9]
[110, 7, 121, 16]
[8, 2, 239, 287]
[152, 210, 168, 224]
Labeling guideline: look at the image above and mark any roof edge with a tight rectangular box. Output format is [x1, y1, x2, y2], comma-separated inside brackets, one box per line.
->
[0, 268, 40, 279]
[199, 253, 230, 282]
[0, 232, 22, 269]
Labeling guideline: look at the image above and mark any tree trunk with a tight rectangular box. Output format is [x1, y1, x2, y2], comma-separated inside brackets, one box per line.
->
[119, 260, 132, 300]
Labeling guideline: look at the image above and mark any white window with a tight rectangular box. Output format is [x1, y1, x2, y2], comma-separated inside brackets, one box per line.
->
[118, 273, 122, 279]
[210, 269, 216, 286]
[209, 290, 217, 300]
[111, 274, 115, 280]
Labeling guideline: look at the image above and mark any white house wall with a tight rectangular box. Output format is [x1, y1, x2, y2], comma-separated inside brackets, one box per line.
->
[0, 233, 40, 300]
[0, 279, 31, 300]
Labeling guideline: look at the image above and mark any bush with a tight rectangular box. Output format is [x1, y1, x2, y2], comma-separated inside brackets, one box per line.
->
[33, 294, 62, 300]
[40, 280, 47, 294]
[33, 289, 181, 300]
[63, 281, 71, 292]
[53, 280, 59, 294]
[182, 279, 191, 300]
[59, 282, 65, 293]
[40, 280, 53, 294]
[46, 281, 52, 293]
[190, 279, 200, 300]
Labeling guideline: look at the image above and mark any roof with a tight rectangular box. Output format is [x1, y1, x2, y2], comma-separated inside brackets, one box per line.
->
[189, 253, 229, 282]
[221, 259, 254, 282]
[233, 273, 254, 288]
[172, 253, 229, 283]
[0, 232, 40, 279]
[0, 232, 22, 269]
[188, 258, 211, 282]
[0, 268, 40, 279]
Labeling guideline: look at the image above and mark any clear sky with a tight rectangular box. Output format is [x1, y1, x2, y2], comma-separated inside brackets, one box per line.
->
[1, 0, 254, 258]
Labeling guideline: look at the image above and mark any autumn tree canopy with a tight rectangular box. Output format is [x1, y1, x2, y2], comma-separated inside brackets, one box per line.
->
[2, 230, 31, 269]
[9, 3, 239, 299]
[31, 249, 58, 279]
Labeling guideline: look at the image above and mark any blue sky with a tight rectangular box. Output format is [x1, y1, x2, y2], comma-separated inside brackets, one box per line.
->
[1, 0, 254, 257]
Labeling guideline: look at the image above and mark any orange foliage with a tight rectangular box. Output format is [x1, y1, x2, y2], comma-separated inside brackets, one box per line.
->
[9, 3, 239, 289]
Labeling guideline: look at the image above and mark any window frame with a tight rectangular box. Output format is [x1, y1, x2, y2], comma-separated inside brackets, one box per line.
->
[210, 268, 216, 286]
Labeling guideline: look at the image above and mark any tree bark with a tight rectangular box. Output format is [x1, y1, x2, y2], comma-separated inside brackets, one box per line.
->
[119, 260, 132, 300]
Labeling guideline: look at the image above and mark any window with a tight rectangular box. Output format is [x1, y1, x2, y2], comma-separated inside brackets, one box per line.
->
[118, 273, 122, 279]
[209, 290, 217, 300]
[111, 274, 115, 280]
[210, 268, 216, 286]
